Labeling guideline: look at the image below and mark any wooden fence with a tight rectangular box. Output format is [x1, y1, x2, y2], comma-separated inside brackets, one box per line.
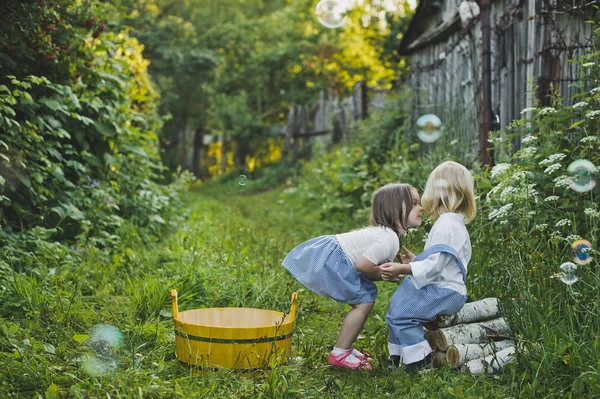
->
[282, 81, 387, 160]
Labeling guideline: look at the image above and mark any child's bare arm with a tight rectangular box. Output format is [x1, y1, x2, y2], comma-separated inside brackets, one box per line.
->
[379, 262, 412, 282]
[355, 256, 382, 281]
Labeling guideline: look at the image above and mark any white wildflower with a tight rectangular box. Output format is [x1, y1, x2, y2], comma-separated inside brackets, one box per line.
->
[526, 210, 537, 217]
[538, 107, 557, 115]
[489, 203, 513, 220]
[540, 153, 566, 166]
[566, 234, 582, 242]
[518, 147, 536, 159]
[556, 219, 571, 227]
[591, 87, 600, 95]
[534, 223, 548, 230]
[491, 163, 511, 179]
[586, 110, 600, 119]
[500, 186, 517, 201]
[550, 231, 562, 240]
[520, 107, 537, 115]
[449, 139, 458, 146]
[544, 195, 559, 202]
[526, 184, 539, 200]
[581, 136, 598, 143]
[554, 175, 574, 189]
[512, 171, 529, 181]
[499, 220, 508, 225]
[584, 208, 600, 218]
[521, 135, 536, 144]
[572, 102, 588, 109]
[582, 62, 595, 68]
[544, 163, 562, 174]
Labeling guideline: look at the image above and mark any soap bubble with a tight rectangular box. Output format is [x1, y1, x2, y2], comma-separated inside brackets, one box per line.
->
[81, 324, 123, 377]
[89, 324, 124, 358]
[567, 160, 596, 193]
[82, 356, 117, 377]
[559, 261, 578, 285]
[238, 175, 247, 186]
[416, 114, 442, 143]
[572, 239, 593, 265]
[315, 0, 347, 29]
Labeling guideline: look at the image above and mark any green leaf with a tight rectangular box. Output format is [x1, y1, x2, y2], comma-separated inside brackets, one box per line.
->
[45, 383, 60, 399]
[73, 334, 89, 344]
[120, 145, 148, 157]
[149, 214, 165, 224]
[94, 121, 117, 137]
[568, 121, 584, 129]
[41, 98, 61, 111]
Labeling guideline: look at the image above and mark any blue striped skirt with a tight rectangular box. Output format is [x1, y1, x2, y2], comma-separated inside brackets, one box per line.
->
[282, 235, 377, 304]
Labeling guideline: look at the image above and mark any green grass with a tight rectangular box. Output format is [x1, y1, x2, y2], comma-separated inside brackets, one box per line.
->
[0, 181, 586, 398]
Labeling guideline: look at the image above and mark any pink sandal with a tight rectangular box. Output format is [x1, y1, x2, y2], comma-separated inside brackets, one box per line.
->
[350, 346, 373, 363]
[328, 349, 373, 370]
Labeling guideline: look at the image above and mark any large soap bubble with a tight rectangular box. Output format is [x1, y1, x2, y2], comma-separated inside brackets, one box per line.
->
[81, 324, 124, 377]
[416, 114, 442, 143]
[567, 160, 596, 193]
[559, 261, 578, 285]
[572, 239, 593, 265]
[315, 0, 347, 29]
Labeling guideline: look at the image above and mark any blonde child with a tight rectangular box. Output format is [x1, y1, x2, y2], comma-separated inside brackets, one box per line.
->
[282, 183, 423, 370]
[379, 161, 476, 370]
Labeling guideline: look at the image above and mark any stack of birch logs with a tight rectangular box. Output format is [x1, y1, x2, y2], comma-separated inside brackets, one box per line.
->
[423, 298, 515, 374]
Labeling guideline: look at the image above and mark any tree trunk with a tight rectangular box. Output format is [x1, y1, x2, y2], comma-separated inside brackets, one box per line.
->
[191, 127, 204, 178]
[424, 298, 501, 329]
[431, 318, 510, 350]
[461, 346, 515, 374]
[446, 340, 512, 367]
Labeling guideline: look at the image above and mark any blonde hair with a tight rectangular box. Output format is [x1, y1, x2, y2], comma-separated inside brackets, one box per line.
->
[369, 183, 416, 237]
[421, 161, 476, 223]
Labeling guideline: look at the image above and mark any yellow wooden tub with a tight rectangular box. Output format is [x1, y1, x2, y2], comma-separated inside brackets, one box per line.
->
[171, 289, 298, 370]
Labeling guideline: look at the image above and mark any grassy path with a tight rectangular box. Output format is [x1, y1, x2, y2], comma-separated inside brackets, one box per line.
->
[0, 184, 516, 398]
[175, 185, 515, 398]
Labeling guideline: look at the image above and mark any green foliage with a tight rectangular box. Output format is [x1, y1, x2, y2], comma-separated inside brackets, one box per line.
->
[471, 43, 600, 395]
[287, 19, 600, 396]
[0, 1, 193, 250]
[122, 0, 413, 174]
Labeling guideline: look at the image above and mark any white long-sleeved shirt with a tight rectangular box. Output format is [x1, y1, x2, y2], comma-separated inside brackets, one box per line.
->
[409, 213, 471, 295]
[336, 226, 399, 267]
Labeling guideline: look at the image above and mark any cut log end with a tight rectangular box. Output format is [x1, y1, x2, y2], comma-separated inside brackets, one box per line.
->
[446, 345, 460, 367]
[433, 351, 447, 367]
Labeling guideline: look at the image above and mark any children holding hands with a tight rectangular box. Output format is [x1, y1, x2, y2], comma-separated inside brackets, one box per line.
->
[282, 183, 423, 370]
[282, 161, 476, 371]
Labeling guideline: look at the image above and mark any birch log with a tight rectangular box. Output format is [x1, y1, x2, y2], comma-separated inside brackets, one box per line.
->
[424, 298, 501, 329]
[432, 351, 448, 367]
[461, 346, 515, 374]
[446, 340, 512, 367]
[431, 317, 510, 350]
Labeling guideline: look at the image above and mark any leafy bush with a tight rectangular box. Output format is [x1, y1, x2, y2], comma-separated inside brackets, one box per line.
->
[0, 1, 193, 252]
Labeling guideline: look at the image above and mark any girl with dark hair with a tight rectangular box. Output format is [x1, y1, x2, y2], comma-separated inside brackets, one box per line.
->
[282, 183, 422, 370]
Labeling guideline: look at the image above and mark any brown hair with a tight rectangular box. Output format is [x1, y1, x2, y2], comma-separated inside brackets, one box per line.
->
[421, 161, 477, 223]
[369, 183, 416, 238]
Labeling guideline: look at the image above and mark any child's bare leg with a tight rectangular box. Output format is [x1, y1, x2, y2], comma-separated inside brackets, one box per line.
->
[335, 302, 374, 349]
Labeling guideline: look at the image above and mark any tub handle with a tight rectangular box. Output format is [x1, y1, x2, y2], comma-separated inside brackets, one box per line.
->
[289, 292, 298, 322]
[171, 289, 179, 320]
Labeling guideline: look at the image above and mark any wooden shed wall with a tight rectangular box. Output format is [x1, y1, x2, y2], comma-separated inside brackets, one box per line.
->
[408, 0, 593, 162]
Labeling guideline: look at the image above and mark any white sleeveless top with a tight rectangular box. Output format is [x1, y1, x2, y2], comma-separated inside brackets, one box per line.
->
[335, 226, 399, 267]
